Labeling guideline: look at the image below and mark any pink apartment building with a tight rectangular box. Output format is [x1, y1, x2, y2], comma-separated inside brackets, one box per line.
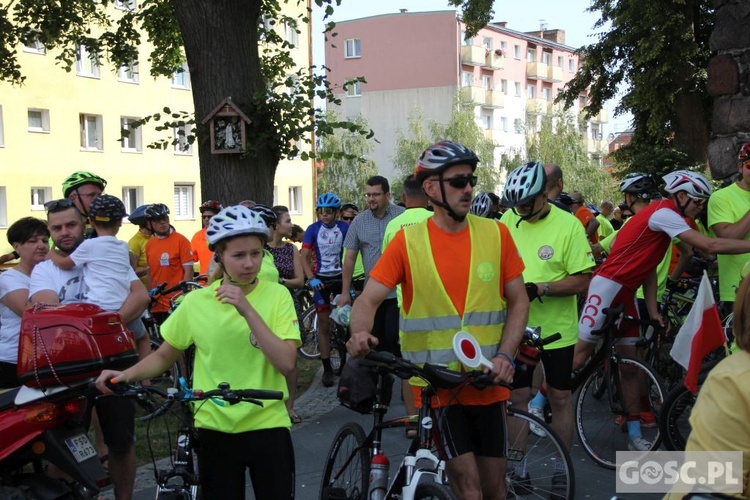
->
[325, 10, 608, 183]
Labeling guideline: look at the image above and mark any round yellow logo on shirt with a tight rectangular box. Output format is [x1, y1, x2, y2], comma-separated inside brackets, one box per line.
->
[476, 262, 494, 282]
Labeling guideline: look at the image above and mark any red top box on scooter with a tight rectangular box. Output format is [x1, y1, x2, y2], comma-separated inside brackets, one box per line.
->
[17, 303, 138, 388]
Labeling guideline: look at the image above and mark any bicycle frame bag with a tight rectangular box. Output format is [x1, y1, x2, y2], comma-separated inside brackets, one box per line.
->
[337, 358, 393, 414]
[17, 303, 138, 388]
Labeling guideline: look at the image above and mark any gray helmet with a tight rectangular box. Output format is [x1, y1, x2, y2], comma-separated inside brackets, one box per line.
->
[502, 162, 546, 208]
[470, 192, 493, 218]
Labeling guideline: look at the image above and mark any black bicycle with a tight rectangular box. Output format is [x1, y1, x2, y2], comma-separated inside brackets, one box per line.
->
[104, 379, 283, 499]
[320, 350, 574, 499]
[297, 280, 350, 375]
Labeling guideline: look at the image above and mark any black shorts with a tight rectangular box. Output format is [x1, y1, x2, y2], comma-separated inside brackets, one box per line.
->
[435, 402, 507, 460]
[512, 344, 574, 391]
[372, 298, 400, 357]
[313, 275, 343, 313]
[196, 427, 295, 499]
[94, 395, 136, 453]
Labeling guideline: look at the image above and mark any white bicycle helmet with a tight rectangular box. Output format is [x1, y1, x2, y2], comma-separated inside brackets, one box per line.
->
[662, 170, 712, 199]
[470, 192, 493, 218]
[415, 141, 479, 182]
[206, 205, 269, 250]
[502, 161, 546, 208]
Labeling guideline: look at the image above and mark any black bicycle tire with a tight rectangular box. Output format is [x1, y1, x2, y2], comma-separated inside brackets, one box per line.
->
[413, 481, 454, 499]
[134, 339, 181, 421]
[575, 355, 665, 469]
[506, 407, 576, 499]
[298, 306, 321, 360]
[659, 384, 696, 451]
[330, 324, 348, 376]
[320, 422, 370, 500]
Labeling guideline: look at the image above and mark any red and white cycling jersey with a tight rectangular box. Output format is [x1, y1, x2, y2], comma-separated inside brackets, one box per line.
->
[595, 199, 690, 291]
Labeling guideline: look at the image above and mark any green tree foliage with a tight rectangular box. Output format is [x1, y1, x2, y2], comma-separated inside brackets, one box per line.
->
[392, 93, 502, 193]
[0, 0, 362, 205]
[527, 110, 619, 204]
[317, 111, 378, 205]
[557, 0, 713, 166]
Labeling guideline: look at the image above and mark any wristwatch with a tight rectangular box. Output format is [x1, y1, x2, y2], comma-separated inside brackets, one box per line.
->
[542, 283, 550, 296]
[279, 277, 286, 285]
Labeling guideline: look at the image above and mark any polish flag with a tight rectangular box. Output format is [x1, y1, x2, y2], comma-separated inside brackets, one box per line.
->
[670, 271, 727, 394]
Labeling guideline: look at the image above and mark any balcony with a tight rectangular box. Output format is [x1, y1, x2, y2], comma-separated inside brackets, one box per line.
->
[461, 85, 484, 104]
[547, 65, 563, 82]
[589, 109, 609, 124]
[526, 61, 549, 80]
[461, 45, 485, 66]
[484, 50, 505, 70]
[483, 89, 504, 108]
[526, 98, 551, 115]
[482, 128, 504, 146]
[582, 137, 608, 154]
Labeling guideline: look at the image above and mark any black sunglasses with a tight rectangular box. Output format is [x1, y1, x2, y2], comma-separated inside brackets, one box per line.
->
[316, 207, 336, 215]
[44, 199, 75, 213]
[341, 216, 354, 222]
[435, 175, 478, 189]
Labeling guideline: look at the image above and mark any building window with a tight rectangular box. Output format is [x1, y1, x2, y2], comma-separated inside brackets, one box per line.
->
[117, 60, 139, 83]
[482, 37, 493, 50]
[557, 55, 564, 67]
[482, 75, 493, 90]
[501, 117, 508, 133]
[22, 32, 45, 54]
[500, 41, 508, 53]
[75, 44, 100, 78]
[30, 187, 52, 211]
[542, 52, 552, 65]
[514, 45, 521, 59]
[289, 186, 302, 213]
[542, 87, 551, 101]
[173, 184, 194, 220]
[344, 38, 361, 58]
[527, 85, 537, 99]
[578, 94, 587, 109]
[514, 82, 521, 97]
[79, 114, 103, 151]
[0, 187, 7, 227]
[461, 71, 474, 87]
[171, 62, 191, 89]
[27, 108, 50, 133]
[174, 124, 193, 155]
[526, 48, 536, 62]
[346, 80, 361, 97]
[284, 21, 298, 46]
[480, 114, 492, 130]
[120, 117, 142, 152]
[114, 0, 136, 10]
[500, 79, 508, 94]
[568, 58, 575, 72]
[122, 187, 143, 215]
[0, 106, 4, 146]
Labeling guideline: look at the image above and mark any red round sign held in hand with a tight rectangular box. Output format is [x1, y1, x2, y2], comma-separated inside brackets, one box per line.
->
[453, 331, 493, 370]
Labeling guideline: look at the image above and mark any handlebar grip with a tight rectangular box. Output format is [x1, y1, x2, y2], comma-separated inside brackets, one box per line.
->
[540, 332, 562, 346]
[105, 379, 130, 395]
[236, 389, 284, 401]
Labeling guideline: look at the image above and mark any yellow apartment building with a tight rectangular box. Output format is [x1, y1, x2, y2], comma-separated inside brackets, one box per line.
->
[0, 2, 315, 255]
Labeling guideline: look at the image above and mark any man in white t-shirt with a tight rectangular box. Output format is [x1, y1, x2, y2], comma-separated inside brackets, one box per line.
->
[30, 199, 149, 500]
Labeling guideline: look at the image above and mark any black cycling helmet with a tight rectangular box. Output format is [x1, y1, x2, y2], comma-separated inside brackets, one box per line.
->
[340, 202, 359, 213]
[557, 192, 574, 206]
[620, 173, 656, 200]
[144, 203, 170, 220]
[249, 204, 277, 227]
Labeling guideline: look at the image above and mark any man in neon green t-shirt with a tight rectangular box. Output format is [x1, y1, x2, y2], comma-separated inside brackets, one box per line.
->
[708, 142, 750, 311]
[501, 162, 594, 484]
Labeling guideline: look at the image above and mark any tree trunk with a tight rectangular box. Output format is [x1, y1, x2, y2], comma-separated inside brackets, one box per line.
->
[171, 0, 279, 206]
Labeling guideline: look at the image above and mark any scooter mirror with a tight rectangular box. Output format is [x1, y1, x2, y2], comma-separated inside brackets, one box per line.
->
[453, 331, 493, 370]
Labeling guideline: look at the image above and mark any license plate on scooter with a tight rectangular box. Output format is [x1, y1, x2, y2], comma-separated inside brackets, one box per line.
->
[65, 433, 97, 463]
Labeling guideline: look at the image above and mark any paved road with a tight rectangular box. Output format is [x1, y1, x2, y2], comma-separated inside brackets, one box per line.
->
[119, 368, 662, 499]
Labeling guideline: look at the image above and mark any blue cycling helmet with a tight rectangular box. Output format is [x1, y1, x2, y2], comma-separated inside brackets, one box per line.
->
[128, 204, 149, 226]
[316, 192, 341, 209]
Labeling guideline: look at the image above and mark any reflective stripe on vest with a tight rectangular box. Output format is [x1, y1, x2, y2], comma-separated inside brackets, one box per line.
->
[400, 216, 507, 379]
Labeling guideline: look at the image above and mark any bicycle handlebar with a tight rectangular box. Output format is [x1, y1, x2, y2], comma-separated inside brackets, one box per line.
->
[521, 326, 562, 349]
[104, 380, 283, 407]
[149, 281, 204, 298]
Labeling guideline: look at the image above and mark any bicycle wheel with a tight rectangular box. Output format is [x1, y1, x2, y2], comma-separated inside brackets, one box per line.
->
[320, 422, 369, 500]
[298, 306, 321, 360]
[135, 339, 181, 421]
[660, 384, 696, 451]
[575, 356, 665, 469]
[506, 407, 575, 500]
[414, 481, 454, 499]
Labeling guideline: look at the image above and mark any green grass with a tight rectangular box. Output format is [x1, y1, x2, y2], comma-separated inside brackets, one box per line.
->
[133, 357, 320, 466]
